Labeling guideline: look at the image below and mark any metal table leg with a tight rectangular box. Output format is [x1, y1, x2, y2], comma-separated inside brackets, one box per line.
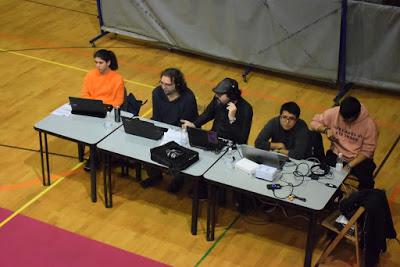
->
[90, 145, 97, 202]
[304, 211, 317, 267]
[191, 178, 199, 235]
[207, 183, 216, 241]
[103, 152, 112, 208]
[39, 131, 51, 186]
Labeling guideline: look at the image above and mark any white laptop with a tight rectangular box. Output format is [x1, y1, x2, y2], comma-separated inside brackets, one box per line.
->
[238, 144, 288, 170]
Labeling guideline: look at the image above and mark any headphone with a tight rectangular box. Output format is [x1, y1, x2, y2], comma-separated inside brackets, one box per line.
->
[225, 78, 240, 101]
[310, 163, 330, 180]
[166, 148, 184, 159]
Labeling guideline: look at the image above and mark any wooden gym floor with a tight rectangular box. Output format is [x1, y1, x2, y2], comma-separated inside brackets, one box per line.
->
[0, 0, 399, 266]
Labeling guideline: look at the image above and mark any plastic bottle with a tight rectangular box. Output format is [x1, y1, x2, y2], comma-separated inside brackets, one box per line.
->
[104, 111, 113, 129]
[335, 153, 343, 171]
[114, 106, 121, 122]
[180, 128, 189, 147]
[224, 147, 235, 169]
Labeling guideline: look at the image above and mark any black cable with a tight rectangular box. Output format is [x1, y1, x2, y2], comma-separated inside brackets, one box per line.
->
[22, 0, 97, 16]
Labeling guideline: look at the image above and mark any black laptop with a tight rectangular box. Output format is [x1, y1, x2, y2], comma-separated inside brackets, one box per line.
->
[187, 127, 224, 151]
[69, 97, 111, 118]
[122, 117, 166, 140]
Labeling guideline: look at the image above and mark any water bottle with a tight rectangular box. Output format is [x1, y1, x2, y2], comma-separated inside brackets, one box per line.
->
[104, 111, 113, 129]
[335, 153, 344, 171]
[114, 106, 121, 122]
[180, 128, 189, 147]
[224, 147, 236, 169]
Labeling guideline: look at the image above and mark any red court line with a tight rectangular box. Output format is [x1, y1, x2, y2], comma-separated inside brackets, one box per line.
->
[0, 168, 82, 192]
[389, 183, 400, 204]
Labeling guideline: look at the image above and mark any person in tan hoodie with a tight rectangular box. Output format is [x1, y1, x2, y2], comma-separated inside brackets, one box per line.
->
[310, 96, 378, 189]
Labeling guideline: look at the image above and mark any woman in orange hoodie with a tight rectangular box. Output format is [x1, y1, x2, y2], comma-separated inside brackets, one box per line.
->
[81, 49, 124, 108]
[310, 96, 378, 189]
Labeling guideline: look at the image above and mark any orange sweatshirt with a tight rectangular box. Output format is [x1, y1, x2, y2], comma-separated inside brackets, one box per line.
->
[310, 105, 378, 161]
[81, 69, 124, 107]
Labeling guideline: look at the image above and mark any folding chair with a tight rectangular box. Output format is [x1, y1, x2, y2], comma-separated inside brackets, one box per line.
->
[316, 206, 365, 267]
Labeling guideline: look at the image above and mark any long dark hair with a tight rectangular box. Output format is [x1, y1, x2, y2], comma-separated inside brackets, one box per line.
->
[160, 68, 187, 93]
[93, 49, 118, 70]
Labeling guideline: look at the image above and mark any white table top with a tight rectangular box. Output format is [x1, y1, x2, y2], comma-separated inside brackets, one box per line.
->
[97, 119, 226, 177]
[203, 150, 348, 211]
[34, 110, 132, 145]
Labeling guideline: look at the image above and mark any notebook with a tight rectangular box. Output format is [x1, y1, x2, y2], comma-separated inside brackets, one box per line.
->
[69, 97, 111, 118]
[238, 144, 288, 170]
[122, 117, 166, 140]
[187, 127, 224, 151]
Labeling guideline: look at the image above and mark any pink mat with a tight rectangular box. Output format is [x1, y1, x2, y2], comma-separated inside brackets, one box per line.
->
[0, 207, 169, 267]
[0, 207, 11, 221]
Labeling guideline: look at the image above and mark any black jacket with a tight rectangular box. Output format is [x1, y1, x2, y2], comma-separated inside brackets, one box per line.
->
[193, 97, 253, 144]
[340, 189, 397, 267]
[152, 86, 198, 126]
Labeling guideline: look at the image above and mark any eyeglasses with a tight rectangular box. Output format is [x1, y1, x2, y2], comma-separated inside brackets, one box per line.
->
[160, 80, 174, 87]
[280, 115, 297, 122]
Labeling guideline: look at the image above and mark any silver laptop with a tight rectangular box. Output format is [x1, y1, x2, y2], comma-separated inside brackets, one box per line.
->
[238, 144, 288, 170]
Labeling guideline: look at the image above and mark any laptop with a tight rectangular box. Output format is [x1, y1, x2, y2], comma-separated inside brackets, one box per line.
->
[69, 97, 111, 118]
[187, 127, 224, 151]
[122, 117, 166, 140]
[238, 144, 288, 170]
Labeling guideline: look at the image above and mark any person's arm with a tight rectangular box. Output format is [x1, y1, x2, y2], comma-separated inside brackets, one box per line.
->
[181, 93, 199, 122]
[310, 111, 337, 142]
[193, 98, 216, 128]
[228, 102, 253, 144]
[81, 73, 92, 98]
[345, 153, 368, 171]
[110, 78, 124, 107]
[254, 120, 275, 150]
[151, 89, 162, 121]
[359, 119, 379, 159]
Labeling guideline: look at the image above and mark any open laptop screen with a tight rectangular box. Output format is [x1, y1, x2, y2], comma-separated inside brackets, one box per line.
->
[238, 144, 288, 169]
[69, 97, 110, 118]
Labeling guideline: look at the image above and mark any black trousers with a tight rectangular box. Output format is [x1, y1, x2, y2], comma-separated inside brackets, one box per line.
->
[144, 165, 184, 183]
[325, 150, 376, 189]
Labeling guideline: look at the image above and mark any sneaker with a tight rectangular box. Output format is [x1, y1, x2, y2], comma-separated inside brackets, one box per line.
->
[140, 176, 162, 188]
[84, 160, 91, 172]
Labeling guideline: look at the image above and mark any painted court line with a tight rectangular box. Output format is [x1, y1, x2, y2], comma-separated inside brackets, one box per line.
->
[0, 162, 83, 228]
[195, 215, 241, 266]
[0, 47, 153, 89]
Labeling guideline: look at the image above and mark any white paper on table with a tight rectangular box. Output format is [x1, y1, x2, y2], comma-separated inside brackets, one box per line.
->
[161, 128, 188, 146]
[51, 103, 71, 117]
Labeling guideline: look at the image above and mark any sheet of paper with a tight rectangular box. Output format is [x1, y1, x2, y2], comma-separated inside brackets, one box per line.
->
[51, 103, 71, 117]
[161, 128, 188, 146]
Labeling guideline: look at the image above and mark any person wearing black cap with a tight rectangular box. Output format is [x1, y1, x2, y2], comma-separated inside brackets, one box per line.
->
[181, 78, 253, 201]
[181, 77, 253, 144]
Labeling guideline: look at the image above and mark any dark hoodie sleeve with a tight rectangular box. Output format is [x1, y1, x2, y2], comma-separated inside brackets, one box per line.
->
[227, 100, 253, 144]
[255, 119, 275, 150]
[193, 98, 216, 127]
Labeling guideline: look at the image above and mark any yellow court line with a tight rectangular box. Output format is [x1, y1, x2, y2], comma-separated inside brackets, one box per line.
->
[0, 162, 83, 228]
[0, 48, 153, 89]
[142, 108, 152, 118]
